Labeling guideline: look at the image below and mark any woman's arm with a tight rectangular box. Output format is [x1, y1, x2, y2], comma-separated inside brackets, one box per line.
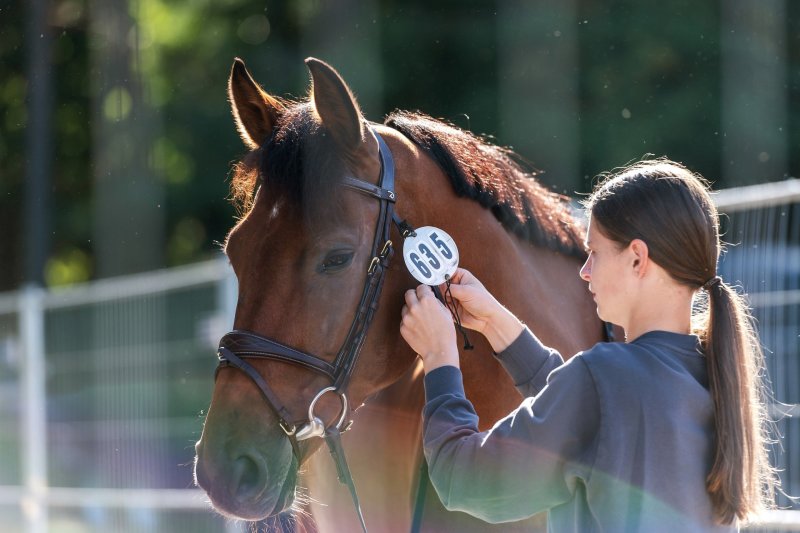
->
[422, 356, 600, 523]
[494, 326, 565, 398]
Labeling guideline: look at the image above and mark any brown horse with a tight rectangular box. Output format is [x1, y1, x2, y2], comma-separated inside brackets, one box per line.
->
[194, 57, 605, 532]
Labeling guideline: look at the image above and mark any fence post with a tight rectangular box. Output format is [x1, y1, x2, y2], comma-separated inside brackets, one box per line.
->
[20, 286, 47, 533]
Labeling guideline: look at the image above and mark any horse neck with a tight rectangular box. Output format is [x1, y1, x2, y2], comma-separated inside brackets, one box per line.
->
[454, 209, 602, 425]
[391, 136, 602, 424]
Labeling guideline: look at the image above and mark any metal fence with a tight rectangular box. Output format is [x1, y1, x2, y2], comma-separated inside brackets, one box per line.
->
[0, 260, 240, 532]
[0, 180, 798, 532]
[716, 179, 800, 531]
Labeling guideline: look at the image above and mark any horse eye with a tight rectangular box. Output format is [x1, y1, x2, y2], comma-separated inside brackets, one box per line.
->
[321, 251, 354, 273]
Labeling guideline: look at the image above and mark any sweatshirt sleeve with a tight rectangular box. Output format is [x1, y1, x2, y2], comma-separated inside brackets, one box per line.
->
[422, 356, 600, 524]
[493, 327, 565, 398]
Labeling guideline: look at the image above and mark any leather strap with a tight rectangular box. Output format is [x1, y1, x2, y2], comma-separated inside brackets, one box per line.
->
[342, 176, 396, 202]
[220, 331, 337, 379]
[216, 347, 303, 459]
[325, 427, 368, 533]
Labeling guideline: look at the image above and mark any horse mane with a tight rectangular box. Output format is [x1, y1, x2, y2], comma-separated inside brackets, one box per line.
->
[229, 105, 586, 260]
[385, 111, 586, 259]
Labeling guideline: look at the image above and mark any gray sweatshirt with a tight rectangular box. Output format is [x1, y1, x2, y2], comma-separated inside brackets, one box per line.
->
[422, 328, 734, 532]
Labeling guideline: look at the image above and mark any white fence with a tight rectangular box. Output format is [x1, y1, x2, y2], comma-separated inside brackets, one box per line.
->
[0, 179, 798, 532]
[0, 260, 240, 532]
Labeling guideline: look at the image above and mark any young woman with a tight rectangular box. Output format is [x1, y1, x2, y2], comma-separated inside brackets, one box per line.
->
[400, 159, 777, 531]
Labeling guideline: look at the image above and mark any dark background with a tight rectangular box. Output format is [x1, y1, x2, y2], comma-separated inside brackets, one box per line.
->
[2, 0, 798, 291]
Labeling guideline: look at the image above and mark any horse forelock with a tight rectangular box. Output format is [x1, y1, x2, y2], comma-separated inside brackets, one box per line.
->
[229, 101, 350, 225]
[385, 111, 587, 259]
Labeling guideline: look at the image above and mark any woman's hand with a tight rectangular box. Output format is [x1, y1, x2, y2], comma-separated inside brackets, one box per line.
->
[441, 268, 502, 334]
[400, 285, 459, 373]
[443, 268, 525, 353]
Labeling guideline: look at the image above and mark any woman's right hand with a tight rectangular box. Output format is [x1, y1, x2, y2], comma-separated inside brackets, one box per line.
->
[442, 269, 503, 334]
[443, 268, 525, 352]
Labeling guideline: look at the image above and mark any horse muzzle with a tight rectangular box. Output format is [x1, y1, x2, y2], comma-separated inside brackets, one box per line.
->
[194, 435, 298, 520]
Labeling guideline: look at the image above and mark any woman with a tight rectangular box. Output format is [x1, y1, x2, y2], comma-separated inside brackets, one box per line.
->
[400, 159, 776, 531]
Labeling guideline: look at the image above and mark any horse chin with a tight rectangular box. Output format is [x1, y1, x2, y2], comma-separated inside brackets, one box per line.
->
[269, 462, 301, 516]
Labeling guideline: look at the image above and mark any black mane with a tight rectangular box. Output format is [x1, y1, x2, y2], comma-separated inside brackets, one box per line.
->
[385, 111, 586, 259]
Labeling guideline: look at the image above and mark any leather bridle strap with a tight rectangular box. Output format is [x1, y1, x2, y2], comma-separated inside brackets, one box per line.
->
[325, 426, 368, 532]
[215, 346, 304, 459]
[219, 330, 336, 379]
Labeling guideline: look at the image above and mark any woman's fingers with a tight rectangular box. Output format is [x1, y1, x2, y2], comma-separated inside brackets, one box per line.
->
[404, 288, 418, 307]
[415, 284, 433, 300]
[449, 268, 468, 284]
[447, 282, 467, 297]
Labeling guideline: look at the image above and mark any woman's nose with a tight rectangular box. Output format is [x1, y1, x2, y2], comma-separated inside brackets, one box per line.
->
[579, 256, 591, 282]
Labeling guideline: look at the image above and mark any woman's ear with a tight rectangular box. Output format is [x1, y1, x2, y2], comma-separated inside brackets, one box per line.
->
[629, 239, 650, 277]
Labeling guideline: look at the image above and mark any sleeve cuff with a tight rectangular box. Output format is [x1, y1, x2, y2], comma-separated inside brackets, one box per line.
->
[423, 365, 465, 402]
[495, 327, 562, 386]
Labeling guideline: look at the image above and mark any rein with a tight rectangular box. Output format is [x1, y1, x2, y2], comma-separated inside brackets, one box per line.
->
[216, 129, 412, 532]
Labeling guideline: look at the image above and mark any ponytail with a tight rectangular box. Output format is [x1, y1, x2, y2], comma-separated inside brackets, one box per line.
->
[702, 280, 776, 524]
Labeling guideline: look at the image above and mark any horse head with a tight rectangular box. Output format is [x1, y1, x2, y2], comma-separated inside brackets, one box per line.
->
[194, 57, 418, 520]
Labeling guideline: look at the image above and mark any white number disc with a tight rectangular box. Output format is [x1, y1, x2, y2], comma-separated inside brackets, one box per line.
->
[402, 226, 459, 285]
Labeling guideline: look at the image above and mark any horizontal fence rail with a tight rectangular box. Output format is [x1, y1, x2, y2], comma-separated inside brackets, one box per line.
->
[0, 486, 211, 509]
[714, 178, 800, 213]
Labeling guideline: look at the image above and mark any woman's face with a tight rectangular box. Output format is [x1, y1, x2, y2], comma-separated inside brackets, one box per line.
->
[579, 218, 633, 326]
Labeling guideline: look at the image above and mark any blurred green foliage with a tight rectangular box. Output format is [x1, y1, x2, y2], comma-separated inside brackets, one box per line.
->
[578, 0, 722, 185]
[1, 0, 799, 290]
[1, 1, 27, 289]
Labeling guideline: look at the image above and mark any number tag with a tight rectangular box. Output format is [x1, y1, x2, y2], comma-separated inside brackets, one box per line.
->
[402, 226, 459, 285]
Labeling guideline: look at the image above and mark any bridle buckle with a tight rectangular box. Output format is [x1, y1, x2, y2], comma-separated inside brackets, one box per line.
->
[379, 240, 393, 258]
[367, 257, 380, 275]
[367, 240, 393, 275]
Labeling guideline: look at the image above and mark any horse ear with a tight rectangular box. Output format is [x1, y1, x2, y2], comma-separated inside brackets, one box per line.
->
[228, 58, 284, 149]
[305, 57, 368, 151]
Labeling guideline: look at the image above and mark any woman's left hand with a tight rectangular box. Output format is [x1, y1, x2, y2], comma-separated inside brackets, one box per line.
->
[400, 285, 459, 373]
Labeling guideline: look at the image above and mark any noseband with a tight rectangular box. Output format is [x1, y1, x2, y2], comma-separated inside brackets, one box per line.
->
[215, 129, 408, 531]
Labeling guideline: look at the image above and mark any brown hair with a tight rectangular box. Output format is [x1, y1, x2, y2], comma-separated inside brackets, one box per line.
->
[584, 158, 777, 524]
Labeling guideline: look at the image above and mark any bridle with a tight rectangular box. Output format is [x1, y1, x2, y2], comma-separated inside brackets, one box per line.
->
[215, 128, 411, 532]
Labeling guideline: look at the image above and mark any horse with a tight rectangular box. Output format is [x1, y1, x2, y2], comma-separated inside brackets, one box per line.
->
[194, 56, 606, 532]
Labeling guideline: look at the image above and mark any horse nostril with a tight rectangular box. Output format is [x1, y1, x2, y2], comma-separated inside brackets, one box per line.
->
[230, 452, 267, 501]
